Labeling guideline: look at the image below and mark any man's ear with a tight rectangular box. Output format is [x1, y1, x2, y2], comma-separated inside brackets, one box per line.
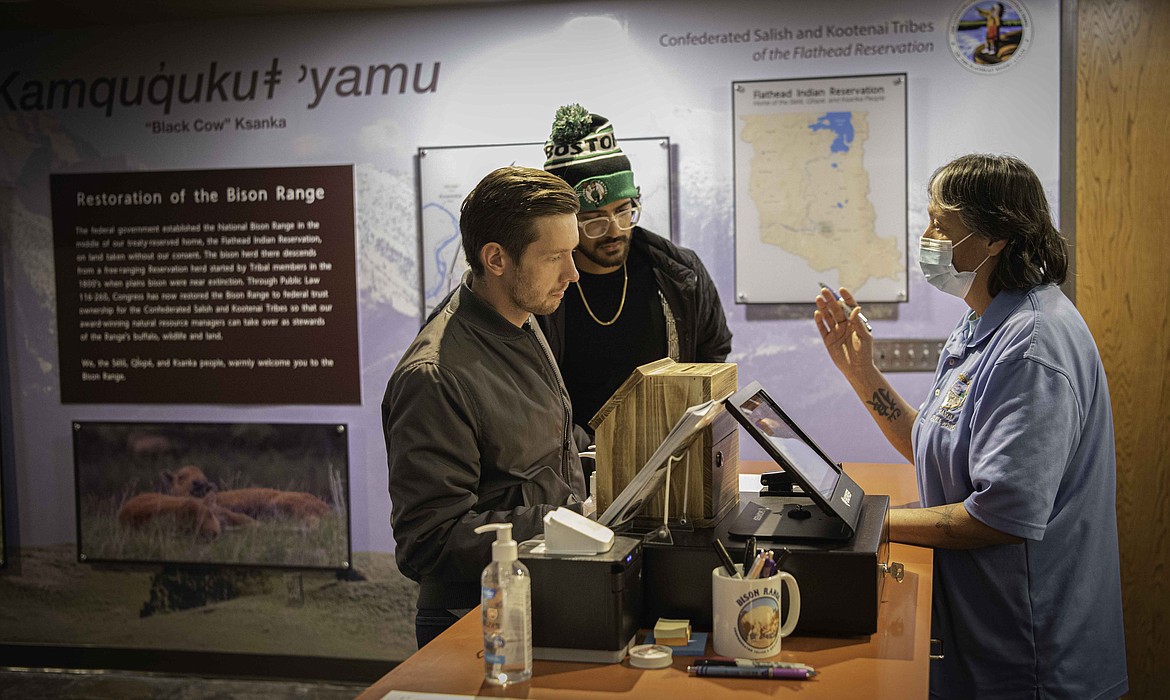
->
[480, 242, 509, 277]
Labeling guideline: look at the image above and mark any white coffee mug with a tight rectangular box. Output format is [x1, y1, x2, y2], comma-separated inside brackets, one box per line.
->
[710, 564, 800, 658]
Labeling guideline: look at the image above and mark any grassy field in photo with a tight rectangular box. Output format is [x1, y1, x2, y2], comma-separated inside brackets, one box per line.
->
[73, 422, 351, 568]
[80, 490, 350, 568]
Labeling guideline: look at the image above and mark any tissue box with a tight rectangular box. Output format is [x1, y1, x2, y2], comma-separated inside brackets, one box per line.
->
[519, 535, 643, 663]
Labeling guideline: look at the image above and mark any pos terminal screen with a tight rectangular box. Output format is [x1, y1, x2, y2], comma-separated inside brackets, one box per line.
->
[739, 391, 841, 500]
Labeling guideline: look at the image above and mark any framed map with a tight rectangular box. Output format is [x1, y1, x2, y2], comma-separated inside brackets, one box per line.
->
[732, 74, 908, 304]
[418, 138, 673, 317]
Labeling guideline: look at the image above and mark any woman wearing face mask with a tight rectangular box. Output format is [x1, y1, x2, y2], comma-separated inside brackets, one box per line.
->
[814, 154, 1127, 699]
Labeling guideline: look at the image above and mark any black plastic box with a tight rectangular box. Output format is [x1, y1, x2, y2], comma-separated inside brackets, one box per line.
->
[635, 493, 890, 636]
[519, 535, 643, 662]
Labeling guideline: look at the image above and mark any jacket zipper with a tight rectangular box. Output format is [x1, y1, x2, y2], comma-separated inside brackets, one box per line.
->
[526, 320, 574, 485]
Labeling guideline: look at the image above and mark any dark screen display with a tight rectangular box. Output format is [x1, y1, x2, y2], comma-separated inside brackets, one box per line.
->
[740, 391, 840, 499]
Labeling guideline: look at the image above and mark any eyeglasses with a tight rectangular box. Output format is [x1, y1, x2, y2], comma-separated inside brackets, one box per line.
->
[577, 205, 641, 239]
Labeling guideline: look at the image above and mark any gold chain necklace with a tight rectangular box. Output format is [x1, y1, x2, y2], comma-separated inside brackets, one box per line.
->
[575, 262, 627, 326]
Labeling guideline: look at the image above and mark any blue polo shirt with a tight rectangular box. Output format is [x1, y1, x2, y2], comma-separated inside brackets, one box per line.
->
[912, 284, 1128, 699]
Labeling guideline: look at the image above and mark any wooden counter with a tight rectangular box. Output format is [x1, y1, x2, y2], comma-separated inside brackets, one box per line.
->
[356, 463, 931, 699]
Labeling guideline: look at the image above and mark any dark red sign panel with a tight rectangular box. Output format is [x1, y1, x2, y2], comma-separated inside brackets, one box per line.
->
[51, 165, 359, 404]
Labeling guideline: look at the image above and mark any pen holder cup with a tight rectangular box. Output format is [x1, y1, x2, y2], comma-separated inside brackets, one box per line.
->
[710, 565, 800, 659]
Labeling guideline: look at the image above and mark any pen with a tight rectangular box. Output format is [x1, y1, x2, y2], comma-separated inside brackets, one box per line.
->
[745, 552, 766, 579]
[742, 536, 756, 572]
[696, 658, 815, 671]
[688, 665, 816, 680]
[819, 282, 873, 332]
[713, 538, 741, 578]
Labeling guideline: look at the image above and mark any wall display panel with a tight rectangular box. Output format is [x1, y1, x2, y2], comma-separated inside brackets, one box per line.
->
[733, 73, 908, 304]
[0, 0, 1062, 667]
[50, 165, 360, 404]
[73, 421, 351, 569]
[418, 138, 672, 316]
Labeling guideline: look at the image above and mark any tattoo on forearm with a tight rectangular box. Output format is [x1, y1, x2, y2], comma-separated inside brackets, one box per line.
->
[867, 388, 903, 422]
[935, 504, 959, 539]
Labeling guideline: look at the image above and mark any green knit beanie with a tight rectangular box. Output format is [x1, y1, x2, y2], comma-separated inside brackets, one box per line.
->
[543, 104, 639, 211]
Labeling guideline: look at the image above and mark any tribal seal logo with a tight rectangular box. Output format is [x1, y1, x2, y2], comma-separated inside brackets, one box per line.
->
[940, 372, 972, 412]
[948, 0, 1033, 74]
[580, 179, 608, 206]
[931, 371, 973, 431]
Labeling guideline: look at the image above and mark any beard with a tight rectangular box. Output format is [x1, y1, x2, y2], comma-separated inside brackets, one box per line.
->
[575, 234, 630, 270]
[505, 264, 564, 317]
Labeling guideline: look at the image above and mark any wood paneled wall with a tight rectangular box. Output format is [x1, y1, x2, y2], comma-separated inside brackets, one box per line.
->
[1077, 0, 1170, 696]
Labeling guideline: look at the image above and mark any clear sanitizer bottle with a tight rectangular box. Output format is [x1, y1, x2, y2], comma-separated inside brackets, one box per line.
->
[473, 522, 532, 686]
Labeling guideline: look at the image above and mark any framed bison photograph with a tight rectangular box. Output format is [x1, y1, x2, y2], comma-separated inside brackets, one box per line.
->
[73, 421, 351, 569]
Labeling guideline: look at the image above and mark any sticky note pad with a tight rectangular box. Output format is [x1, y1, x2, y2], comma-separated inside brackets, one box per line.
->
[653, 617, 691, 646]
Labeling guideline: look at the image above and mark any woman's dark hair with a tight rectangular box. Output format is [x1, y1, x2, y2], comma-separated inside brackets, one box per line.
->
[929, 153, 1068, 295]
[459, 166, 579, 277]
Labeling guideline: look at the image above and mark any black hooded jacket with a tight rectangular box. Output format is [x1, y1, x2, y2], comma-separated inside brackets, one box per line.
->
[538, 226, 733, 368]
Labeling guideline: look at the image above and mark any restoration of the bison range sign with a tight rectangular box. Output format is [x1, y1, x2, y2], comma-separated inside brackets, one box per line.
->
[50, 165, 359, 404]
[74, 421, 351, 569]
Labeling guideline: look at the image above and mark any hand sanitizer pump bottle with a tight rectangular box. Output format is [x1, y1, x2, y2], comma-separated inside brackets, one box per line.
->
[474, 522, 532, 685]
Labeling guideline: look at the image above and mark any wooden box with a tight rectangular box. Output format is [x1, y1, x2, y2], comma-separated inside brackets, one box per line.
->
[590, 359, 738, 526]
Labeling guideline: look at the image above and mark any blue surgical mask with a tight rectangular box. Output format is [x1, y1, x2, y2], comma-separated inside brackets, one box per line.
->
[918, 232, 989, 299]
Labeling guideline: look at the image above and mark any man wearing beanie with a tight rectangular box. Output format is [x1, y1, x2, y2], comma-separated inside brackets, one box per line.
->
[538, 104, 733, 453]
